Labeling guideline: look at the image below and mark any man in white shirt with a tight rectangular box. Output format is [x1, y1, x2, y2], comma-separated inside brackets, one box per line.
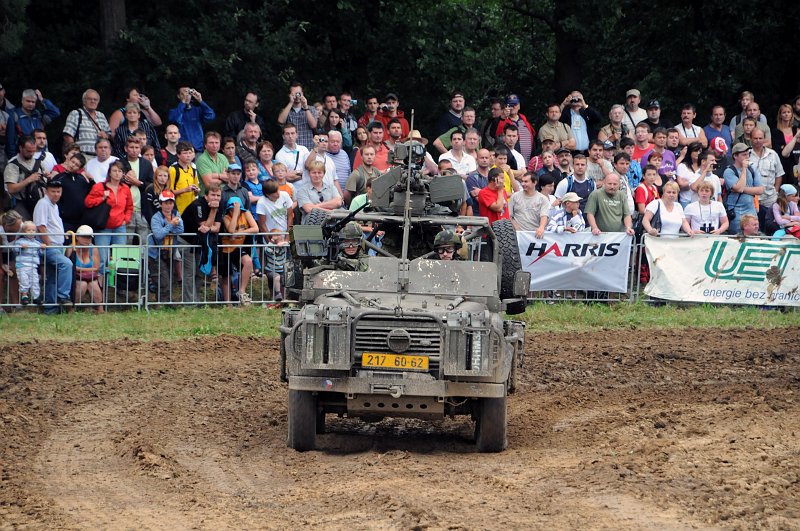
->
[84, 138, 118, 183]
[749, 128, 784, 223]
[33, 180, 73, 313]
[275, 123, 309, 183]
[256, 180, 294, 232]
[438, 130, 476, 175]
[509, 172, 550, 238]
[621, 89, 647, 132]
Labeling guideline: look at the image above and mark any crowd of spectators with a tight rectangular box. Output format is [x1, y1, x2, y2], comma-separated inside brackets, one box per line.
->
[1, 80, 800, 313]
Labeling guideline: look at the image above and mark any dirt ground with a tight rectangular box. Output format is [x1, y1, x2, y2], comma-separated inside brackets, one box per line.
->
[1, 327, 798, 530]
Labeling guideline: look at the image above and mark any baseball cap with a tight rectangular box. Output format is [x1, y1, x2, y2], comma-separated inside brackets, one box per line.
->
[226, 196, 244, 211]
[647, 100, 660, 109]
[602, 140, 615, 150]
[780, 184, 798, 196]
[540, 134, 556, 143]
[159, 190, 176, 202]
[75, 225, 94, 237]
[710, 137, 728, 154]
[561, 192, 581, 203]
[227, 163, 242, 172]
[45, 179, 62, 188]
[505, 95, 520, 106]
[555, 147, 571, 155]
[626, 89, 640, 98]
[385, 92, 398, 102]
[731, 142, 750, 155]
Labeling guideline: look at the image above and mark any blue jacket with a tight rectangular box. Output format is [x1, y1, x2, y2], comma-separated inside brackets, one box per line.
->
[147, 209, 185, 259]
[168, 101, 215, 151]
[5, 99, 61, 158]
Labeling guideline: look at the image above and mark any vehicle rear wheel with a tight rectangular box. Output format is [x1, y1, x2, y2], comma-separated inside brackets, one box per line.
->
[475, 396, 507, 453]
[287, 390, 317, 451]
[492, 219, 526, 315]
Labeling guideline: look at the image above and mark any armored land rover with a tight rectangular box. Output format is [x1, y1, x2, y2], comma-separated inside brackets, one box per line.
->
[280, 139, 529, 452]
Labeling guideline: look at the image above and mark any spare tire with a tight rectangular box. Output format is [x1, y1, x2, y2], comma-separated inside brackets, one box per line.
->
[304, 207, 329, 226]
[492, 219, 527, 315]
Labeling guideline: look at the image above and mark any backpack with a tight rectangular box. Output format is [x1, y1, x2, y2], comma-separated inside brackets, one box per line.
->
[565, 174, 596, 194]
[170, 162, 197, 191]
[764, 206, 780, 236]
[10, 153, 47, 213]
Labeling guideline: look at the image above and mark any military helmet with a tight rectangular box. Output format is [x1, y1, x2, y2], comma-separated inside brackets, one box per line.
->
[339, 221, 363, 240]
[433, 230, 461, 250]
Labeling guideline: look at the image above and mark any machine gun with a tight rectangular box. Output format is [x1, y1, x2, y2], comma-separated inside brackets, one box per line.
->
[321, 201, 369, 263]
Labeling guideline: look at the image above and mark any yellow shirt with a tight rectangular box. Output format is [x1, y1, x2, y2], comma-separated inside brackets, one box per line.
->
[491, 164, 515, 195]
[169, 163, 199, 214]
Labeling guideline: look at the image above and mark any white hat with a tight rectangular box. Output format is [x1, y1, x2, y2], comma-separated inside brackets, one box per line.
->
[76, 225, 94, 237]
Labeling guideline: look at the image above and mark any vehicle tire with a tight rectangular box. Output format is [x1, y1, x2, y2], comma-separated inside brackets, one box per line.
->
[492, 219, 526, 315]
[304, 207, 328, 226]
[287, 390, 317, 451]
[475, 396, 507, 453]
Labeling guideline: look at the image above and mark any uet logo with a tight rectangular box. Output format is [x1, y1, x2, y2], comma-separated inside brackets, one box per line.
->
[524, 242, 620, 265]
[704, 241, 800, 282]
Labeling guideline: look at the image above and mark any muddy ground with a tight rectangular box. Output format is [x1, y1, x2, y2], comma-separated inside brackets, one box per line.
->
[1, 327, 798, 530]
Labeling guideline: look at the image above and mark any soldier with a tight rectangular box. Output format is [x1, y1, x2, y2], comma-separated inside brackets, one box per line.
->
[334, 221, 368, 271]
[432, 229, 462, 261]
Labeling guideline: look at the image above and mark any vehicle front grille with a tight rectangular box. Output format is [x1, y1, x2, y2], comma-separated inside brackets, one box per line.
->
[354, 317, 442, 356]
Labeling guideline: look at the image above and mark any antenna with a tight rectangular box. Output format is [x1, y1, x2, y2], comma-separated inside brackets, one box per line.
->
[398, 109, 415, 290]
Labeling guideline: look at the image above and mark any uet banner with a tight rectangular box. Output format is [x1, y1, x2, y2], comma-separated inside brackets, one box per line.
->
[516, 232, 633, 292]
[644, 235, 800, 306]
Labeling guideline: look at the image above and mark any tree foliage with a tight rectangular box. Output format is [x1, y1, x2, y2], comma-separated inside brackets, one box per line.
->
[0, 0, 797, 146]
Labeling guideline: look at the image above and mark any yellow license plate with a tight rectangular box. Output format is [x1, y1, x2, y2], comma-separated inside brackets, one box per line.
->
[362, 353, 429, 370]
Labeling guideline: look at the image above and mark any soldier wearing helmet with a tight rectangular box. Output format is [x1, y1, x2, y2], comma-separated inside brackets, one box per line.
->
[432, 229, 463, 261]
[335, 221, 369, 271]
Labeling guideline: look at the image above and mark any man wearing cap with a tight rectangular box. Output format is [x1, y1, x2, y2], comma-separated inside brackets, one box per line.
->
[438, 130, 476, 175]
[509, 171, 550, 237]
[146, 190, 184, 303]
[376, 93, 409, 141]
[494, 95, 536, 163]
[219, 195, 258, 305]
[621, 89, 646, 133]
[733, 102, 772, 148]
[434, 91, 466, 139]
[539, 103, 576, 154]
[749, 128, 784, 226]
[601, 140, 616, 163]
[546, 192, 586, 233]
[641, 100, 672, 135]
[277, 82, 318, 150]
[556, 147, 573, 179]
[433, 107, 477, 154]
[62, 89, 111, 161]
[559, 90, 601, 153]
[703, 105, 733, 149]
[724, 142, 764, 234]
[221, 163, 251, 217]
[33, 179, 73, 313]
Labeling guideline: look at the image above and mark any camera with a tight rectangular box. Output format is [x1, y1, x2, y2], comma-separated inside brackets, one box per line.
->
[570, 97, 580, 104]
[381, 104, 390, 112]
[351, 99, 358, 106]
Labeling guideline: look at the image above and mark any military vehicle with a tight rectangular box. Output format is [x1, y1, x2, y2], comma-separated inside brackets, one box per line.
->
[280, 136, 529, 452]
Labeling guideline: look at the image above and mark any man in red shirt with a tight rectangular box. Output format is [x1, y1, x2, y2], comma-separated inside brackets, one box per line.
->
[477, 167, 510, 223]
[352, 122, 389, 172]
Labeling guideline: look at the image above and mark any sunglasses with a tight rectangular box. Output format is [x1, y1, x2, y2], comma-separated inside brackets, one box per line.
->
[436, 247, 455, 254]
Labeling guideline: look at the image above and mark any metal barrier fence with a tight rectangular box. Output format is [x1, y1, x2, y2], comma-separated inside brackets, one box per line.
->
[2, 231, 796, 312]
[0, 231, 291, 312]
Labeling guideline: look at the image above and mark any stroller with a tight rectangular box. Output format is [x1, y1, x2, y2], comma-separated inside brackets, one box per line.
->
[107, 245, 143, 305]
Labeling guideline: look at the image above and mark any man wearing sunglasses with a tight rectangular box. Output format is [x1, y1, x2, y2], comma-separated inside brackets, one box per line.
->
[432, 229, 462, 261]
[333, 221, 368, 271]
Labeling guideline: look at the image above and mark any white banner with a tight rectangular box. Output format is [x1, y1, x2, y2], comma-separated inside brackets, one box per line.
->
[516, 232, 633, 292]
[644, 235, 800, 306]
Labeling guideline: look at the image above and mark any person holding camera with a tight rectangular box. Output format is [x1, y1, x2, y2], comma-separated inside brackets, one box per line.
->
[559, 91, 601, 152]
[724, 143, 764, 234]
[168, 86, 216, 152]
[277, 83, 318, 150]
[376, 93, 409, 142]
[597, 105, 633, 150]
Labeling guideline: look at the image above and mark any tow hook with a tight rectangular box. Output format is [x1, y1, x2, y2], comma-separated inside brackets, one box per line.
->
[389, 385, 403, 398]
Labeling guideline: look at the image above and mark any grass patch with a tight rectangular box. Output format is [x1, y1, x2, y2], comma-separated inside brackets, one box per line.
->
[0, 302, 797, 344]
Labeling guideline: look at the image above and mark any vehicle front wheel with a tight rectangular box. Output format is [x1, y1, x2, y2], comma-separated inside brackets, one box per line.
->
[475, 396, 507, 453]
[287, 390, 317, 451]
